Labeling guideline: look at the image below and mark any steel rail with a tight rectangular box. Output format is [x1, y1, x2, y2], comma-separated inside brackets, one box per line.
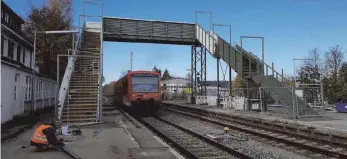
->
[139, 117, 202, 159]
[162, 104, 347, 159]
[163, 103, 347, 148]
[114, 104, 250, 159]
[154, 116, 253, 159]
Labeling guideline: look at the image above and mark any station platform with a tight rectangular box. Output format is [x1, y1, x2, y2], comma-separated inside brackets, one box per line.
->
[1, 109, 182, 159]
[162, 100, 347, 134]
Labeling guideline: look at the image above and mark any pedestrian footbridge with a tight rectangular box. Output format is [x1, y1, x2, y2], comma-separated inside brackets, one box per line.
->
[57, 16, 319, 124]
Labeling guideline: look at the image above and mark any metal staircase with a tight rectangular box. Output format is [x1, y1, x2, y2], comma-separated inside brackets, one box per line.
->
[195, 25, 319, 118]
[63, 30, 101, 123]
[58, 23, 102, 124]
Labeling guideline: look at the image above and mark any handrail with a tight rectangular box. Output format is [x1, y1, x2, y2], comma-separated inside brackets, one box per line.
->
[57, 23, 85, 122]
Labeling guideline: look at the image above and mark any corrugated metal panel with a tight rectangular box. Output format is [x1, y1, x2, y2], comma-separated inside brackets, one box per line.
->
[103, 17, 196, 45]
[152, 21, 166, 37]
[138, 21, 151, 36]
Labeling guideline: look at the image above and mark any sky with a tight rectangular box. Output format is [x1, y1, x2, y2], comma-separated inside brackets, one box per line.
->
[4, 0, 347, 84]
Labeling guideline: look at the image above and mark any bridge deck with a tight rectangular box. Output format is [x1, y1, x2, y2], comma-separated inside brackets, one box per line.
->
[103, 17, 198, 45]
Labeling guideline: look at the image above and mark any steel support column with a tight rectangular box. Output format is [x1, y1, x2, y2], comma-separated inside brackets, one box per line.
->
[191, 46, 207, 104]
[217, 57, 220, 107]
[190, 47, 194, 104]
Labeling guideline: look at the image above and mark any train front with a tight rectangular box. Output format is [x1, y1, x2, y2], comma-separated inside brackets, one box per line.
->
[129, 71, 161, 111]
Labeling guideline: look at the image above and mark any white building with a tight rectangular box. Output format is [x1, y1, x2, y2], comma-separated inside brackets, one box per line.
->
[1, 1, 56, 124]
[161, 78, 190, 93]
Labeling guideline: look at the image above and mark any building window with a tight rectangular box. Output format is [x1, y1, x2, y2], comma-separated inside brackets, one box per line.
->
[17, 45, 21, 62]
[30, 51, 33, 68]
[1, 35, 4, 56]
[43, 81, 47, 99]
[8, 40, 14, 59]
[46, 82, 49, 99]
[22, 47, 25, 64]
[36, 80, 39, 99]
[41, 81, 44, 99]
[51, 83, 55, 98]
[25, 77, 32, 101]
[1, 10, 4, 20]
[5, 13, 9, 23]
[39, 80, 43, 99]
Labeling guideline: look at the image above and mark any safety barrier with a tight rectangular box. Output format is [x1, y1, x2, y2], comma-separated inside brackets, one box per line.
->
[186, 95, 265, 111]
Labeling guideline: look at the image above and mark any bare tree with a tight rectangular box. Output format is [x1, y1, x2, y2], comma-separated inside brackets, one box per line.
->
[297, 48, 323, 84]
[325, 45, 344, 77]
[324, 45, 345, 103]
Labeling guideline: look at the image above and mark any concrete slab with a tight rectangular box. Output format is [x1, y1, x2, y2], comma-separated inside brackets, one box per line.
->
[2, 109, 182, 159]
[65, 127, 138, 159]
[163, 100, 347, 134]
[128, 147, 177, 159]
[1, 125, 69, 159]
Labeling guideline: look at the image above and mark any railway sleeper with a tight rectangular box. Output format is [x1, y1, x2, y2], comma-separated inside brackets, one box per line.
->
[164, 106, 347, 158]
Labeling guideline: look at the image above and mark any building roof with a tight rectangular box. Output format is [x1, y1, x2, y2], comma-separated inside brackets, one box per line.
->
[1, 1, 25, 24]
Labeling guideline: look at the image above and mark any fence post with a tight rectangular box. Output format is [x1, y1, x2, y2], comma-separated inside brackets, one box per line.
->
[259, 87, 263, 112]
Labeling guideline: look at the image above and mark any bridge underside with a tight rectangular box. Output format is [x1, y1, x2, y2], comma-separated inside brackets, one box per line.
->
[103, 17, 198, 45]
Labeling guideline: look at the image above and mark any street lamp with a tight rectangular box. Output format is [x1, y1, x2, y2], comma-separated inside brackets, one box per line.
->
[31, 30, 79, 116]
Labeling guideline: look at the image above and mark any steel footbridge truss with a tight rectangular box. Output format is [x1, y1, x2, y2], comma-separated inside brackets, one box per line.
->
[57, 7, 320, 124]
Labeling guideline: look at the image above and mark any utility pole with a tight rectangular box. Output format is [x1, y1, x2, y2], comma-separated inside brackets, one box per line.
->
[130, 52, 133, 71]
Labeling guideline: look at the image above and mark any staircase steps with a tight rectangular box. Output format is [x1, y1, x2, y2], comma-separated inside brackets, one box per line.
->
[68, 101, 98, 105]
[69, 88, 99, 92]
[63, 111, 97, 115]
[61, 27, 101, 124]
[61, 118, 96, 123]
[66, 103, 97, 107]
[68, 96, 99, 99]
[64, 107, 97, 111]
[195, 25, 319, 117]
[67, 100, 97, 104]
[70, 85, 99, 88]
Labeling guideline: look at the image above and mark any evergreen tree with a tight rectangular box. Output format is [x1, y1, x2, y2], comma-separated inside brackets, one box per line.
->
[162, 69, 171, 80]
[152, 65, 162, 77]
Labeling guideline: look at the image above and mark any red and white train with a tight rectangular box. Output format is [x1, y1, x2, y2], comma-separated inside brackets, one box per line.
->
[113, 70, 161, 112]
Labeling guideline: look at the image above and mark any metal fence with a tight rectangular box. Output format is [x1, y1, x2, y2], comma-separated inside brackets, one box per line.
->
[161, 85, 191, 100]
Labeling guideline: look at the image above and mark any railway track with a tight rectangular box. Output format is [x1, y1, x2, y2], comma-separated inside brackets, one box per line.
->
[140, 116, 253, 159]
[161, 104, 347, 159]
[115, 105, 252, 159]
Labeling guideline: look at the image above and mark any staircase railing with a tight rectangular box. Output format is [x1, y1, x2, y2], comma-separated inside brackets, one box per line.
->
[195, 24, 218, 56]
[196, 28, 318, 117]
[57, 24, 85, 122]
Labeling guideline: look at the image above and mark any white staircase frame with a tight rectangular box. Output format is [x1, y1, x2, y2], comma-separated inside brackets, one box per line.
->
[57, 24, 85, 122]
[57, 22, 103, 123]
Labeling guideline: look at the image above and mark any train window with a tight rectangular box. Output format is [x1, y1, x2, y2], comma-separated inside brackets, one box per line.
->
[131, 74, 159, 93]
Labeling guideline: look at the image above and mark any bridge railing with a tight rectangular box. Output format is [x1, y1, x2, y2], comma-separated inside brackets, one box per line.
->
[195, 24, 218, 56]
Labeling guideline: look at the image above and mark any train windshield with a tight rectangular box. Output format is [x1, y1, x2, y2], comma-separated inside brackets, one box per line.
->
[131, 74, 159, 93]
